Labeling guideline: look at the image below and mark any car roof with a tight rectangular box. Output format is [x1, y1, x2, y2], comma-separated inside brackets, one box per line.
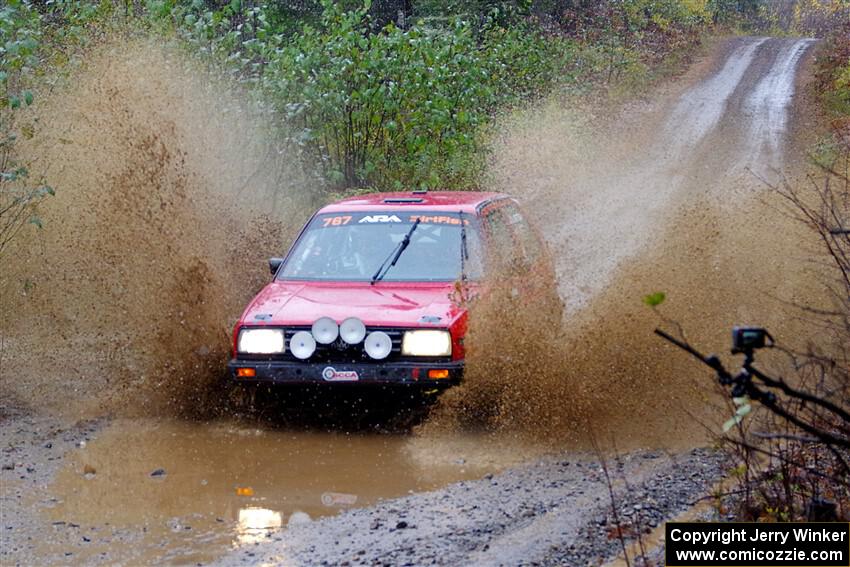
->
[318, 191, 511, 214]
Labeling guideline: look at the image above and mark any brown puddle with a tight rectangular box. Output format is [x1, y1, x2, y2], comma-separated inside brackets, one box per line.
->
[35, 419, 532, 565]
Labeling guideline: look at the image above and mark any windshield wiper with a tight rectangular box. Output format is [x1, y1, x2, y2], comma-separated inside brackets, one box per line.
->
[371, 218, 420, 285]
[459, 210, 468, 283]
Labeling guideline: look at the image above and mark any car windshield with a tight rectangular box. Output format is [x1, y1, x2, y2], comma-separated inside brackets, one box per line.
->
[278, 211, 484, 282]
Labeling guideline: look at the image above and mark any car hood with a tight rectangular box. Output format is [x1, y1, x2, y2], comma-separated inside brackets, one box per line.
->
[241, 281, 467, 328]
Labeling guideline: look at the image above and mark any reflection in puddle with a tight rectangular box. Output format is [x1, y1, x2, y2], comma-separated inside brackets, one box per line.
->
[236, 507, 283, 545]
[321, 491, 358, 507]
[34, 418, 534, 565]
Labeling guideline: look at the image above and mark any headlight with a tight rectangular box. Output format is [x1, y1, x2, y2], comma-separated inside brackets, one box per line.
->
[238, 328, 285, 354]
[402, 330, 451, 357]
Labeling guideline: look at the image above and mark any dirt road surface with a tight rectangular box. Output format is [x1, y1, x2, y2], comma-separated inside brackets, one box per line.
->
[0, 36, 824, 566]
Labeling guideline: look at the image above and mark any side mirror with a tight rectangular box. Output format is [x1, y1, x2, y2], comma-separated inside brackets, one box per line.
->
[268, 257, 284, 276]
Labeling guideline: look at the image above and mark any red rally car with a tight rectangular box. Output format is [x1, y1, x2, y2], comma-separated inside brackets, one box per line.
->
[228, 191, 555, 388]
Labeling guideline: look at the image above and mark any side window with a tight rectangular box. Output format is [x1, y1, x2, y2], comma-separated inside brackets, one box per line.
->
[483, 204, 520, 269]
[503, 203, 543, 264]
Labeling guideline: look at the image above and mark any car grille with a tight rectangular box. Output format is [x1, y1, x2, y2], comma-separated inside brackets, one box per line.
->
[281, 327, 402, 363]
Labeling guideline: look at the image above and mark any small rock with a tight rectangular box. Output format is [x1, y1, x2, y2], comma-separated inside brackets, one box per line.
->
[150, 468, 166, 477]
[2, 463, 13, 471]
[83, 464, 96, 476]
[396, 521, 408, 529]
[288, 511, 311, 526]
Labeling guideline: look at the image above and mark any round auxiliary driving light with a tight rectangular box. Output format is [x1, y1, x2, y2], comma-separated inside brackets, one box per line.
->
[339, 317, 367, 345]
[364, 331, 392, 360]
[289, 331, 316, 360]
[311, 317, 339, 345]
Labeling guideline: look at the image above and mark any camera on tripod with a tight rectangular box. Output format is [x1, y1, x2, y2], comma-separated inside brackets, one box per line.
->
[731, 326, 773, 354]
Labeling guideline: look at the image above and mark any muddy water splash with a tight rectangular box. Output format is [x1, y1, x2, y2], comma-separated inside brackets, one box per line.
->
[429, 37, 827, 448]
[0, 39, 312, 417]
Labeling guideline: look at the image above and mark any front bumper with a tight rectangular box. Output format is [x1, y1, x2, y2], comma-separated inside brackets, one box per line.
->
[228, 359, 463, 386]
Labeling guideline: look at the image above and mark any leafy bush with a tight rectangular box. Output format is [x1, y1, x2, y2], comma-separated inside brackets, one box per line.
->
[815, 21, 850, 118]
[260, 1, 574, 190]
[811, 20, 850, 167]
[1, 0, 53, 258]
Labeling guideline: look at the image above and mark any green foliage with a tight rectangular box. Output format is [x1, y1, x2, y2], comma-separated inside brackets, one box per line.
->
[1, 0, 42, 95]
[1, 0, 54, 257]
[260, 1, 575, 189]
[413, 0, 532, 27]
[817, 22, 850, 118]
[792, 0, 850, 36]
[707, 0, 756, 20]
[643, 291, 666, 307]
[812, 20, 850, 168]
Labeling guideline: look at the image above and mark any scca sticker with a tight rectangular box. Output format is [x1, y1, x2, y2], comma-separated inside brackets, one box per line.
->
[358, 215, 402, 223]
[322, 367, 359, 382]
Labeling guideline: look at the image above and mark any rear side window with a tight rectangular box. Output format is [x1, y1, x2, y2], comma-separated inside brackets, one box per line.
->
[483, 201, 542, 269]
[483, 206, 517, 267]
[503, 204, 543, 264]
[484, 207, 513, 248]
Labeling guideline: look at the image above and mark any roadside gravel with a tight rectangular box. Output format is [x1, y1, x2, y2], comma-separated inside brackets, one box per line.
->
[218, 447, 727, 567]
[0, 406, 106, 566]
